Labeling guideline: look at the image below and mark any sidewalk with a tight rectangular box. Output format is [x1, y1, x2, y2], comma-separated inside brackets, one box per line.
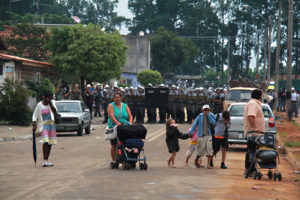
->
[0, 125, 32, 142]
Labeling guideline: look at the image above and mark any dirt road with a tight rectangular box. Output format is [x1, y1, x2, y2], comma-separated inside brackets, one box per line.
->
[0, 123, 299, 200]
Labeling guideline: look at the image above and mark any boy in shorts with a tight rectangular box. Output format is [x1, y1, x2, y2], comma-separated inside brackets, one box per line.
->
[214, 111, 230, 169]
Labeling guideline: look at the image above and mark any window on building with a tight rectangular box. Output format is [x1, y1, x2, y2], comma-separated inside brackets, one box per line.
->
[126, 78, 132, 86]
[36, 72, 40, 82]
[0, 64, 3, 76]
[6, 66, 14, 73]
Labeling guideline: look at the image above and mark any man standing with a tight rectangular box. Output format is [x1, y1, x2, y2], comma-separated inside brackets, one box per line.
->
[94, 85, 103, 117]
[32, 91, 57, 167]
[243, 89, 265, 134]
[188, 105, 216, 169]
[291, 88, 299, 118]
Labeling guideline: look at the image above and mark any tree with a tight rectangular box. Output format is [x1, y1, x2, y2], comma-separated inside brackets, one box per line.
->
[137, 70, 162, 86]
[150, 27, 197, 77]
[48, 24, 127, 95]
[25, 78, 54, 102]
[5, 23, 50, 61]
[0, 78, 32, 125]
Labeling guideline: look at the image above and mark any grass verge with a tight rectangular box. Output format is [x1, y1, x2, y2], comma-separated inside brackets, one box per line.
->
[284, 142, 300, 147]
[278, 131, 287, 139]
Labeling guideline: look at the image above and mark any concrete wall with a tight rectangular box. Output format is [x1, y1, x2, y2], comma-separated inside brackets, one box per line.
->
[121, 35, 150, 74]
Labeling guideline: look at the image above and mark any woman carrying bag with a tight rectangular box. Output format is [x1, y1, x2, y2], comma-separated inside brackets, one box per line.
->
[107, 92, 133, 167]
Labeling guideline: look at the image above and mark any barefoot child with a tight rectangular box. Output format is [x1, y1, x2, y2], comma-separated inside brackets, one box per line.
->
[166, 118, 189, 167]
[185, 126, 198, 167]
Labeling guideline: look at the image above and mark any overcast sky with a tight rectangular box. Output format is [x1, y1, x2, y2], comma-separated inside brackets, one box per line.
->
[115, 0, 132, 34]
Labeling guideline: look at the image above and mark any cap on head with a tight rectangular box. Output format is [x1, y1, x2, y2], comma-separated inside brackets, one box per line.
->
[292, 87, 295, 90]
[202, 104, 210, 110]
[87, 84, 91, 88]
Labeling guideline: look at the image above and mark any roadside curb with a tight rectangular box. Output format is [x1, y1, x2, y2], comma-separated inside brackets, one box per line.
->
[277, 134, 300, 170]
[0, 134, 33, 142]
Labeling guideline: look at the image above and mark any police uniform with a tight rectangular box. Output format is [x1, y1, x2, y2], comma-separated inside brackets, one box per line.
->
[136, 87, 145, 123]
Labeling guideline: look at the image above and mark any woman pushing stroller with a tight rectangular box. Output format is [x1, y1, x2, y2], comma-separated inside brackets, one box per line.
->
[107, 92, 133, 167]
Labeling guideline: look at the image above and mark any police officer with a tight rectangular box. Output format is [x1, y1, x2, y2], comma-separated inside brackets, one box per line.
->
[168, 85, 178, 121]
[186, 89, 196, 123]
[158, 84, 167, 123]
[136, 86, 145, 123]
[176, 86, 186, 123]
[102, 85, 111, 123]
[127, 87, 137, 122]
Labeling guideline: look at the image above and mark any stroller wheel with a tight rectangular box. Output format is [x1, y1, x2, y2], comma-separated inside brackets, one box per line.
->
[277, 173, 282, 181]
[140, 163, 145, 170]
[131, 162, 136, 169]
[273, 173, 277, 181]
[143, 163, 148, 170]
[267, 170, 273, 180]
[253, 171, 257, 180]
[114, 162, 119, 169]
[244, 170, 248, 179]
[110, 162, 115, 169]
[257, 172, 262, 180]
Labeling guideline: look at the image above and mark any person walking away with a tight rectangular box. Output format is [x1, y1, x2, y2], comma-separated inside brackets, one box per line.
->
[32, 91, 57, 167]
[285, 90, 292, 120]
[244, 89, 265, 134]
[107, 92, 133, 166]
[291, 88, 299, 118]
[185, 123, 198, 167]
[94, 85, 103, 117]
[188, 105, 216, 169]
[213, 111, 230, 169]
[277, 88, 283, 112]
[166, 118, 190, 167]
[267, 89, 276, 111]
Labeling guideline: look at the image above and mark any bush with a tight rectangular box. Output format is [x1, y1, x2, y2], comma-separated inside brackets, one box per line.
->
[137, 70, 162, 86]
[0, 78, 32, 125]
[25, 78, 54, 102]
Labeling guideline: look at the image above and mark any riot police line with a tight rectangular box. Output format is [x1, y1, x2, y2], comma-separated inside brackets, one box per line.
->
[100, 84, 225, 124]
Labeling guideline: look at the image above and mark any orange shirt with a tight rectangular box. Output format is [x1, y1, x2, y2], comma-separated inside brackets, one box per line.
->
[244, 99, 265, 134]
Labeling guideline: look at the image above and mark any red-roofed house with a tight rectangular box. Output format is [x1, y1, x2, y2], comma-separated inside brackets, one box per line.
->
[0, 53, 53, 85]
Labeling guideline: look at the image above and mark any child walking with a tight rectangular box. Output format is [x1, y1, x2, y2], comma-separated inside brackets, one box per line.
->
[214, 111, 230, 169]
[185, 126, 198, 167]
[166, 118, 189, 167]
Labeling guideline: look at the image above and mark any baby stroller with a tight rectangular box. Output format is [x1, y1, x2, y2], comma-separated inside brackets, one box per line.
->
[244, 131, 282, 181]
[110, 124, 148, 170]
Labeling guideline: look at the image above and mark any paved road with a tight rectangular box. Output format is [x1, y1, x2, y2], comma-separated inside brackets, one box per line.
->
[0, 124, 300, 200]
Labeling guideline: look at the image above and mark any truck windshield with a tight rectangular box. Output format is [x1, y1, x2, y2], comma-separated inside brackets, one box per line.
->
[226, 90, 252, 101]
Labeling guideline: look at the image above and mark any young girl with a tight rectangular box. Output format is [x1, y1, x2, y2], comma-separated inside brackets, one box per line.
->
[185, 126, 198, 167]
[166, 118, 189, 167]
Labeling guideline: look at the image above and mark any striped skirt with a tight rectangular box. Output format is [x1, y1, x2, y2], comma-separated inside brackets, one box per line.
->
[42, 121, 57, 145]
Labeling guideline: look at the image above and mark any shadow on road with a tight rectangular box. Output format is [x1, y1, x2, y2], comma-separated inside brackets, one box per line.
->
[57, 133, 80, 137]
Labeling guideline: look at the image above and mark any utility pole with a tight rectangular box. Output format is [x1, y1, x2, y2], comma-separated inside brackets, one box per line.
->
[286, 0, 293, 91]
[267, 18, 272, 84]
[256, 28, 260, 77]
[275, 0, 282, 109]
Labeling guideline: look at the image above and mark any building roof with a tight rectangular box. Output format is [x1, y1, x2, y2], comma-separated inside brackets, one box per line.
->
[0, 53, 52, 68]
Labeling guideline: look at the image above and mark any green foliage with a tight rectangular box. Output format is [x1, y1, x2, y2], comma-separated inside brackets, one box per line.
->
[151, 27, 198, 77]
[137, 70, 162, 86]
[5, 23, 49, 61]
[0, 78, 32, 125]
[49, 24, 127, 85]
[25, 78, 54, 102]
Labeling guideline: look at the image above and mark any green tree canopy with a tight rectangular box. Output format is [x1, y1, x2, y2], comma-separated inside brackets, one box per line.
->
[5, 23, 49, 61]
[48, 24, 127, 91]
[150, 27, 198, 77]
[137, 70, 162, 86]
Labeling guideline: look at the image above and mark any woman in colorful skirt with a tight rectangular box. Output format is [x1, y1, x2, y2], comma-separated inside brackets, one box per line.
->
[32, 91, 57, 167]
